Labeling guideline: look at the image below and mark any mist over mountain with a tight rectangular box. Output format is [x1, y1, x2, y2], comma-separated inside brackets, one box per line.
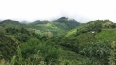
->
[0, 0, 116, 23]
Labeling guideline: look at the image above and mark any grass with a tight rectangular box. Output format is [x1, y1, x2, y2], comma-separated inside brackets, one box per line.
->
[65, 28, 77, 37]
[95, 29, 116, 41]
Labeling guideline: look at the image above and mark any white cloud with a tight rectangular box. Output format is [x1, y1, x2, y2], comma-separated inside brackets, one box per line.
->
[0, 0, 116, 22]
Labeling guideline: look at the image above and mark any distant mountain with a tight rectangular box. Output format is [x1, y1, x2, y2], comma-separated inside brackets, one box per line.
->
[0, 17, 81, 36]
[0, 19, 23, 28]
[53, 17, 80, 30]
[0, 19, 20, 24]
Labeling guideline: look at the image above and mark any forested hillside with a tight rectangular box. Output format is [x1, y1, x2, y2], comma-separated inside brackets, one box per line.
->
[0, 17, 80, 36]
[0, 18, 116, 65]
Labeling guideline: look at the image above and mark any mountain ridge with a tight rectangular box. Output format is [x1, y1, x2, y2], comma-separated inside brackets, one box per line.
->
[0, 17, 81, 36]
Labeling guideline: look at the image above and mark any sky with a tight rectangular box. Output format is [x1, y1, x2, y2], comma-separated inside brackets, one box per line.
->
[0, 0, 116, 23]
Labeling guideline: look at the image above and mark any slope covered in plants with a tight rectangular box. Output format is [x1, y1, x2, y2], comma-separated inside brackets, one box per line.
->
[0, 19, 116, 65]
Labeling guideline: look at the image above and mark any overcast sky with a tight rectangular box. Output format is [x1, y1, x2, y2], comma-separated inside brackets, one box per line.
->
[0, 0, 116, 23]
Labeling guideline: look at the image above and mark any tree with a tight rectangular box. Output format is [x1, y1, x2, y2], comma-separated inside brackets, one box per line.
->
[80, 41, 110, 65]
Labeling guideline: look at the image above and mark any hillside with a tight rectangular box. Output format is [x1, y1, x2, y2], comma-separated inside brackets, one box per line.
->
[65, 20, 116, 51]
[66, 20, 115, 37]
[0, 19, 116, 65]
[0, 19, 22, 28]
[0, 17, 80, 36]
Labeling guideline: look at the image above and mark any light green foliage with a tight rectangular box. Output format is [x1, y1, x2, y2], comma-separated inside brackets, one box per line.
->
[65, 28, 77, 37]
[96, 29, 116, 41]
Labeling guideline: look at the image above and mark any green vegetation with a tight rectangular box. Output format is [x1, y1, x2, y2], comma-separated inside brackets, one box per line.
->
[0, 18, 116, 65]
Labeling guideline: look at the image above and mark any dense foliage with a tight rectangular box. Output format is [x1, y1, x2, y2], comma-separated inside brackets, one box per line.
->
[0, 18, 116, 65]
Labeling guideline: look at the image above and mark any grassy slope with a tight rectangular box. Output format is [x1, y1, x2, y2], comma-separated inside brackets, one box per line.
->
[65, 28, 77, 37]
[95, 28, 116, 41]
[66, 28, 116, 44]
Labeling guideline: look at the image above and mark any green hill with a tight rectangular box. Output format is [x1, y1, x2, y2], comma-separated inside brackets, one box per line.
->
[0, 19, 23, 28]
[26, 17, 80, 36]
[65, 20, 116, 52]
[0, 17, 80, 37]
[66, 19, 115, 38]
[1, 19, 116, 65]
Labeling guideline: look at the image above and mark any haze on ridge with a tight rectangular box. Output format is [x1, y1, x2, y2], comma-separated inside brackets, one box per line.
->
[0, 0, 116, 23]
